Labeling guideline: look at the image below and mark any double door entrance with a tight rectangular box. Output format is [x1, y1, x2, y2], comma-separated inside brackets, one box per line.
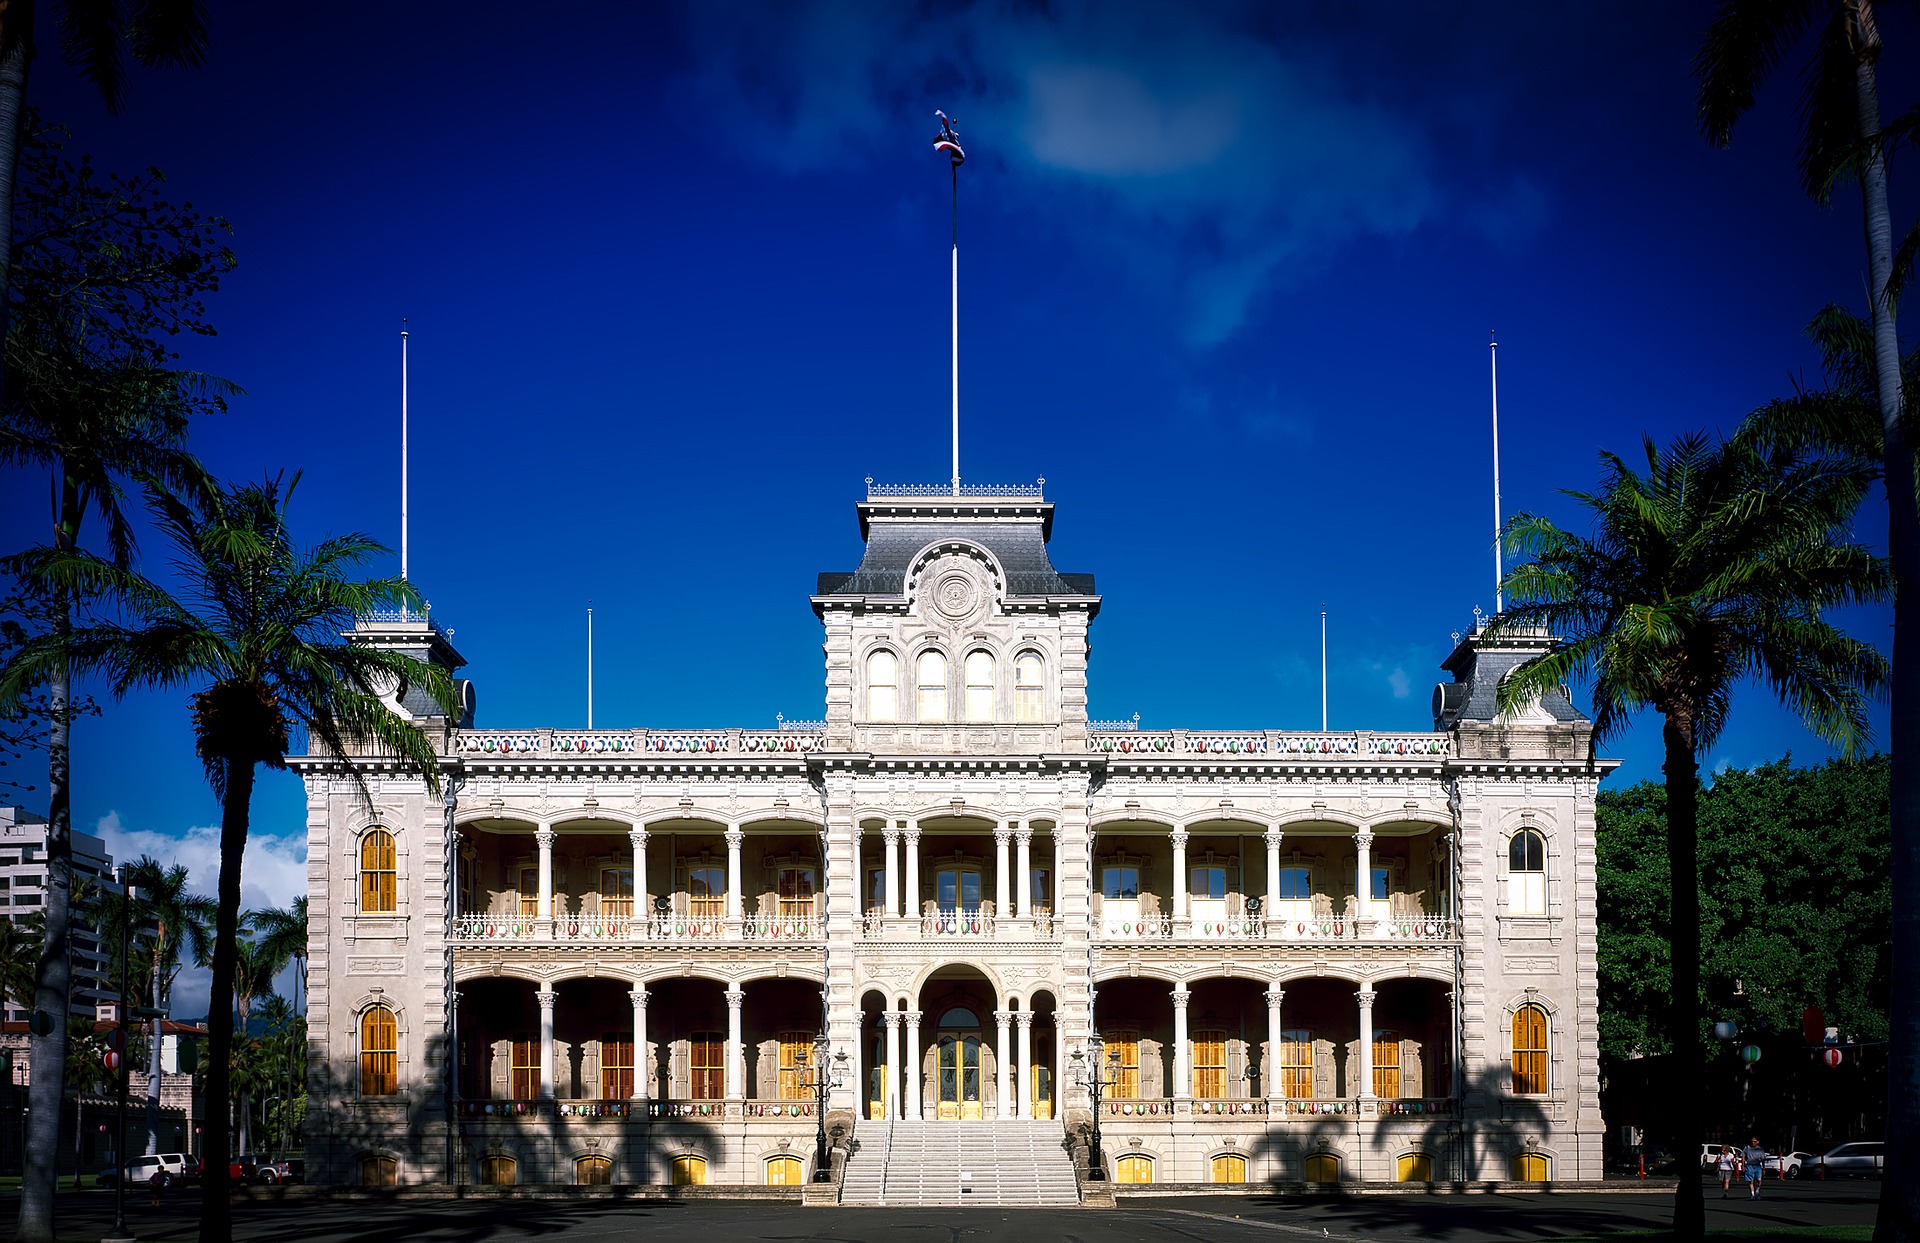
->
[935, 1032, 982, 1120]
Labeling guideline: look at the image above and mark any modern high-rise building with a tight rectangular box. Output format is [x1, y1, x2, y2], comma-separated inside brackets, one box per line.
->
[0, 806, 117, 1022]
[296, 483, 1612, 1195]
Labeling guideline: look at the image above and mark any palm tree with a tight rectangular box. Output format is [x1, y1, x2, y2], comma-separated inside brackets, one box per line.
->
[1492, 430, 1888, 1239]
[1697, 16, 1920, 1233]
[62, 1015, 103, 1190]
[229, 937, 279, 1160]
[0, 474, 453, 1243]
[120, 857, 212, 1156]
[249, 898, 307, 1017]
[253, 994, 297, 1154]
[0, 916, 34, 1020]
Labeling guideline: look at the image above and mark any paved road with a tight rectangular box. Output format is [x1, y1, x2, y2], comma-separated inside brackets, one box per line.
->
[4, 1180, 1881, 1243]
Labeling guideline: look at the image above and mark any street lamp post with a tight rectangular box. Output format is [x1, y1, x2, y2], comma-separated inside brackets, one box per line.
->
[800, 1036, 849, 1183]
[1069, 1034, 1119, 1181]
[106, 866, 141, 1243]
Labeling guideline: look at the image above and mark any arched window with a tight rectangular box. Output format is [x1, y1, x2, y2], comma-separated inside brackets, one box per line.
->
[1013, 653, 1044, 723]
[1398, 1153, 1434, 1182]
[1115, 1154, 1154, 1184]
[479, 1155, 517, 1185]
[359, 1154, 397, 1187]
[1304, 1153, 1341, 1184]
[1211, 1153, 1247, 1183]
[575, 1154, 612, 1185]
[867, 651, 899, 722]
[1511, 1152, 1550, 1182]
[964, 650, 995, 723]
[360, 1005, 397, 1097]
[916, 651, 948, 722]
[1508, 829, 1546, 914]
[766, 1154, 804, 1185]
[360, 829, 396, 913]
[671, 1155, 707, 1185]
[1512, 1005, 1549, 1094]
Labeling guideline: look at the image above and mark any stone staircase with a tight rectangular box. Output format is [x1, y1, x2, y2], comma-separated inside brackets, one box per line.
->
[839, 1120, 1079, 1206]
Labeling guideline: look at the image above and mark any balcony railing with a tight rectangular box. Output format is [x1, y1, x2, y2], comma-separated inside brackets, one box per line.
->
[646, 1100, 729, 1119]
[454, 728, 826, 759]
[922, 908, 994, 937]
[744, 1100, 817, 1118]
[1190, 1099, 1269, 1116]
[1086, 730, 1449, 758]
[452, 914, 824, 945]
[1103, 1098, 1173, 1117]
[1091, 912, 1459, 944]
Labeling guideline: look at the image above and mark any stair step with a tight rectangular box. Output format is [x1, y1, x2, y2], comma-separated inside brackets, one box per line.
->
[840, 1121, 1077, 1206]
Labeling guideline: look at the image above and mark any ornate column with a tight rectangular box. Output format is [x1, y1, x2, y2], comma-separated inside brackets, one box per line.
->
[903, 1010, 924, 1120]
[1357, 987, 1376, 1100]
[629, 830, 648, 928]
[994, 823, 1013, 917]
[1170, 831, 1190, 926]
[1264, 828, 1284, 924]
[994, 1009, 1013, 1118]
[883, 827, 901, 918]
[630, 986, 649, 1100]
[1015, 827, 1034, 919]
[1171, 987, 1192, 1102]
[725, 824, 745, 928]
[1264, 987, 1285, 1107]
[1354, 831, 1374, 930]
[1015, 1011, 1035, 1118]
[535, 827, 556, 936]
[904, 823, 922, 923]
[725, 988, 746, 1101]
[537, 987, 557, 1099]
[884, 1011, 904, 1121]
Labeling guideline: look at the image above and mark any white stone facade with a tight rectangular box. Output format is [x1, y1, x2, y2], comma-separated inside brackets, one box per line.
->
[295, 486, 1611, 1189]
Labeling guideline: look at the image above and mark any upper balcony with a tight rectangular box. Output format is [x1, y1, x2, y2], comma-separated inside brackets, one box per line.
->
[1085, 728, 1450, 761]
[451, 726, 826, 761]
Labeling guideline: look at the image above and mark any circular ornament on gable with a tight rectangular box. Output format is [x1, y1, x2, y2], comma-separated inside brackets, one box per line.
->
[933, 570, 979, 620]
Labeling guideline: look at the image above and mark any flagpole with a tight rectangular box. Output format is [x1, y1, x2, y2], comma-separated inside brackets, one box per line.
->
[401, 321, 410, 583]
[936, 111, 965, 497]
[587, 601, 594, 730]
[1490, 331, 1503, 615]
[1321, 610, 1328, 731]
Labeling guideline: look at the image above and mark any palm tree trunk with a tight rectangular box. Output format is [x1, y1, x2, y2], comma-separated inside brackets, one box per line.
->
[17, 469, 79, 1243]
[198, 759, 253, 1243]
[1852, 34, 1920, 1243]
[145, 960, 162, 1155]
[0, 0, 34, 404]
[1663, 714, 1704, 1242]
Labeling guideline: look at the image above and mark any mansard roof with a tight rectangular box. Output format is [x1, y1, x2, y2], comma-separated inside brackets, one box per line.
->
[814, 484, 1096, 603]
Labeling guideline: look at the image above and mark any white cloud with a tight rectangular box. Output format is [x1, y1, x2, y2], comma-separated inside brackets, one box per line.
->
[91, 811, 307, 1020]
[1387, 667, 1412, 700]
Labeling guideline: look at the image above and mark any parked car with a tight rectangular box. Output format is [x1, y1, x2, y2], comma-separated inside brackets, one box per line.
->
[1700, 1143, 1739, 1171]
[1767, 1151, 1813, 1179]
[253, 1157, 303, 1185]
[226, 1158, 258, 1183]
[1812, 1141, 1884, 1177]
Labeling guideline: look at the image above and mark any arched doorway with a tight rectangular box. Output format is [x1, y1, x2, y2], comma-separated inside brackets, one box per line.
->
[916, 966, 1000, 1120]
[934, 1006, 985, 1119]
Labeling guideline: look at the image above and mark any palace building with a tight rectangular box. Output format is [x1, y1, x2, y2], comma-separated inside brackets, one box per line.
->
[295, 482, 1611, 1197]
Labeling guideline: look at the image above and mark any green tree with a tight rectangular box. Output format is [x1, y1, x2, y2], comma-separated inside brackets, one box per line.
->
[1697, 14, 1920, 1236]
[0, 916, 35, 1020]
[0, 475, 453, 1243]
[0, 121, 231, 1243]
[1494, 430, 1888, 1238]
[62, 1015, 102, 1190]
[248, 897, 306, 1017]
[117, 857, 211, 1156]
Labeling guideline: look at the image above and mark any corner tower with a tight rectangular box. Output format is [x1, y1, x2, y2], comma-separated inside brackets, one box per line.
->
[812, 482, 1099, 754]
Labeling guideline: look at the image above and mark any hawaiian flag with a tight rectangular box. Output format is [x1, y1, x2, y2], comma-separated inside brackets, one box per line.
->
[934, 110, 965, 166]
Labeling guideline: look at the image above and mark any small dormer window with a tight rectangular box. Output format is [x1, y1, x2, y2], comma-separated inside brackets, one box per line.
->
[964, 651, 995, 723]
[867, 650, 899, 722]
[1013, 652, 1044, 723]
[917, 651, 949, 722]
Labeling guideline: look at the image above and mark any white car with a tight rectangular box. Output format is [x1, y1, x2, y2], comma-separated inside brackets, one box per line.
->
[1767, 1151, 1812, 1179]
[120, 1153, 192, 1185]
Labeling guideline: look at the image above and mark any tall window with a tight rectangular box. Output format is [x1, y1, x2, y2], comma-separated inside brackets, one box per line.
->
[691, 1032, 725, 1099]
[1372, 1033, 1402, 1099]
[601, 1036, 634, 1100]
[576, 1155, 612, 1185]
[778, 1032, 812, 1099]
[936, 868, 981, 912]
[865, 866, 886, 915]
[511, 1038, 539, 1099]
[1190, 866, 1226, 900]
[1371, 866, 1391, 901]
[599, 867, 634, 918]
[360, 829, 396, 913]
[1509, 829, 1546, 914]
[964, 651, 995, 722]
[1192, 1031, 1227, 1099]
[916, 651, 948, 721]
[867, 650, 899, 722]
[1013, 653, 1044, 722]
[1029, 867, 1053, 913]
[1280, 1029, 1314, 1098]
[1278, 867, 1312, 900]
[480, 1155, 517, 1185]
[518, 867, 538, 917]
[1512, 1005, 1549, 1094]
[1102, 866, 1140, 899]
[1106, 1031, 1140, 1098]
[688, 866, 725, 920]
[360, 1005, 397, 1097]
[359, 1154, 397, 1187]
[778, 867, 816, 919]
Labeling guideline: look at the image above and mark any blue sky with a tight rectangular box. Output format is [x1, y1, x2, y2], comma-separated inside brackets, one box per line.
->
[1, 2, 1902, 1010]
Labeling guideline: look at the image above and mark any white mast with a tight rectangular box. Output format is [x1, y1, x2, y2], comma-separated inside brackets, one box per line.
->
[1490, 332, 1504, 615]
[1320, 609, 1328, 731]
[400, 322, 410, 583]
[935, 111, 965, 496]
[587, 601, 595, 729]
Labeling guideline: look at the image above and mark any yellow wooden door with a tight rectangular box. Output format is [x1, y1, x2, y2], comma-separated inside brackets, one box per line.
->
[1030, 1065, 1052, 1121]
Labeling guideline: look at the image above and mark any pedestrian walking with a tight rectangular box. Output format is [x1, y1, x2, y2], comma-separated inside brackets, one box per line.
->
[1718, 1146, 1735, 1196]
[1742, 1137, 1768, 1199]
[149, 1168, 167, 1208]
